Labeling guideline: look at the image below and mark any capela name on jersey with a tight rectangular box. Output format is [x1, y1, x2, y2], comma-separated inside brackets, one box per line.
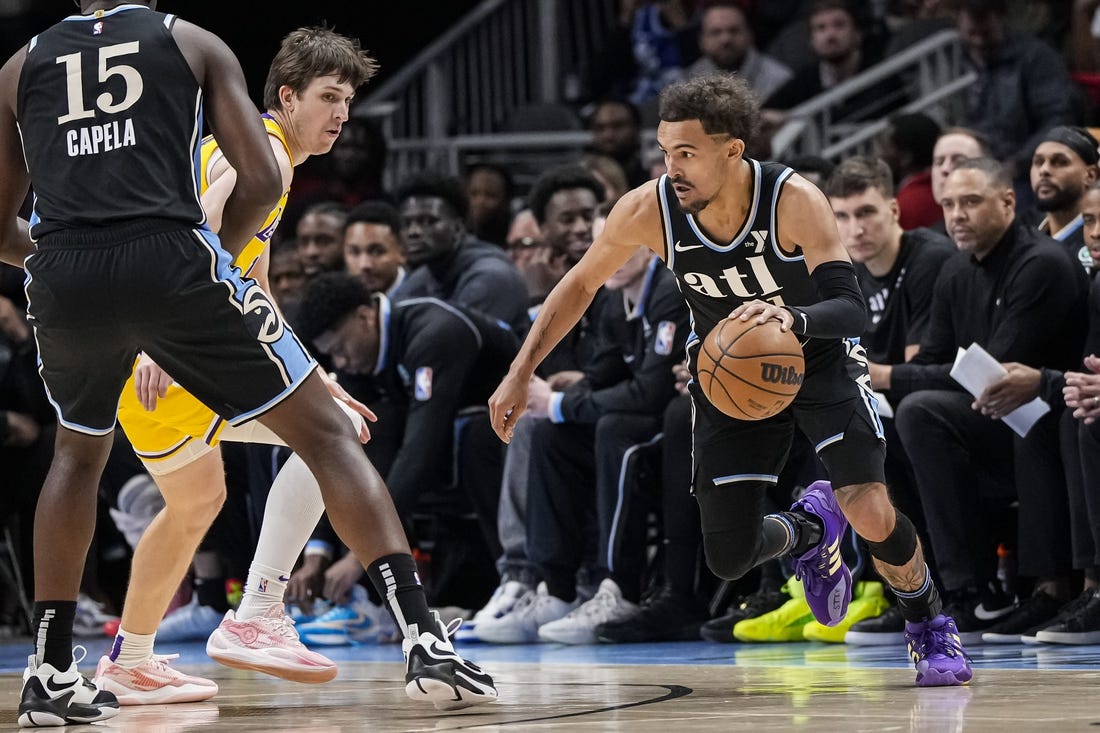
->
[66, 117, 136, 157]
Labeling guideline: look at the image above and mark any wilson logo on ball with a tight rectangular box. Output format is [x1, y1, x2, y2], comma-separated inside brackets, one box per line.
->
[759, 363, 803, 386]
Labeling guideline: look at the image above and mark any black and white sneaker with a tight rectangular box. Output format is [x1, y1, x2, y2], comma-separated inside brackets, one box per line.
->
[1035, 590, 1100, 645]
[845, 604, 905, 646]
[403, 613, 498, 711]
[18, 650, 119, 728]
[981, 590, 1063, 644]
[1021, 589, 1097, 644]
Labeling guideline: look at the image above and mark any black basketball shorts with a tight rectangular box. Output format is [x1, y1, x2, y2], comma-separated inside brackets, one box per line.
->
[687, 337, 886, 492]
[25, 220, 316, 435]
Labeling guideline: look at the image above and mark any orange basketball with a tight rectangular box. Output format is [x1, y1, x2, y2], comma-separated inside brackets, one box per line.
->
[696, 317, 804, 420]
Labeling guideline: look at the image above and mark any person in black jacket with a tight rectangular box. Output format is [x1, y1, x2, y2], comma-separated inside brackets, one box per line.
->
[475, 249, 689, 645]
[391, 172, 529, 336]
[877, 157, 1089, 644]
[297, 273, 520, 563]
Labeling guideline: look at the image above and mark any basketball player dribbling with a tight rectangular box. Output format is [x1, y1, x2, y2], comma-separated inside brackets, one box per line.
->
[490, 73, 972, 687]
[0, 2, 495, 727]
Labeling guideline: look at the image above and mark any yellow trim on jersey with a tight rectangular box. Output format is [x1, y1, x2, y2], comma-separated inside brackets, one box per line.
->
[118, 115, 292, 464]
[200, 115, 291, 275]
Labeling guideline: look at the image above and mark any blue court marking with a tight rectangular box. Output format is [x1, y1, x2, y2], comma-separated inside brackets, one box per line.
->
[1, 638, 1097, 674]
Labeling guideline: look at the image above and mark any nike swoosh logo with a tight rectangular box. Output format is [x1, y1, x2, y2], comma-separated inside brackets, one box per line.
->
[973, 602, 1015, 621]
[278, 576, 290, 582]
[45, 675, 75, 693]
[427, 640, 460, 661]
[673, 240, 704, 252]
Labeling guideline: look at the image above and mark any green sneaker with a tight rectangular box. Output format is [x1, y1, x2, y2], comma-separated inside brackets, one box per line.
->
[733, 577, 814, 642]
[803, 581, 889, 643]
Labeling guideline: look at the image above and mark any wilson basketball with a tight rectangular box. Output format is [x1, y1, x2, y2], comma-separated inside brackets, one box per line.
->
[696, 317, 804, 420]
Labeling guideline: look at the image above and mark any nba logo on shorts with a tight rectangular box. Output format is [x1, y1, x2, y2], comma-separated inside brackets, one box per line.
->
[414, 367, 433, 401]
[655, 321, 676, 355]
[258, 578, 268, 593]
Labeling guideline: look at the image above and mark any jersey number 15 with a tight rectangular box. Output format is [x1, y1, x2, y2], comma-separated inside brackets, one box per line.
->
[56, 42, 143, 125]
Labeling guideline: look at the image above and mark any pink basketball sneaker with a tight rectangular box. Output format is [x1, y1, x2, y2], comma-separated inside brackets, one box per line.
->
[206, 602, 338, 684]
[93, 653, 218, 705]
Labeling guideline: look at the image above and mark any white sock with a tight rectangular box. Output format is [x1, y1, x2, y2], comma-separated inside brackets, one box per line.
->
[236, 454, 326, 621]
[109, 627, 155, 668]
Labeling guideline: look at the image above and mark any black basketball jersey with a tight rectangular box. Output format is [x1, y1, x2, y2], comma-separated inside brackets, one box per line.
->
[17, 5, 205, 239]
[657, 160, 821, 349]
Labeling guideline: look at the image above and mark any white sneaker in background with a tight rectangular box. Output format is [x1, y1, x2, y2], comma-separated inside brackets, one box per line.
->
[474, 582, 579, 644]
[456, 580, 532, 643]
[537, 578, 640, 645]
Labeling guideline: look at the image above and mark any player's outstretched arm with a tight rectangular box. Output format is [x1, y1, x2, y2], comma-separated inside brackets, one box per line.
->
[488, 181, 662, 442]
[0, 49, 33, 268]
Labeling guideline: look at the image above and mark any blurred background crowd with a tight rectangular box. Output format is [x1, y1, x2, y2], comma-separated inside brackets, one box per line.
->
[3, 0, 1100, 651]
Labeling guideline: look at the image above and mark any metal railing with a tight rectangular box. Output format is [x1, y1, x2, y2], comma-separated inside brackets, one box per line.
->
[365, 13, 977, 187]
[769, 29, 977, 161]
[361, 0, 618, 186]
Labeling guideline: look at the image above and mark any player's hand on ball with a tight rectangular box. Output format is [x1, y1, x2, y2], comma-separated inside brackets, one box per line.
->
[729, 299, 794, 332]
[134, 353, 173, 411]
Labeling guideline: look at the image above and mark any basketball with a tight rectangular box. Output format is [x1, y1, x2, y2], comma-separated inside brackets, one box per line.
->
[696, 317, 804, 420]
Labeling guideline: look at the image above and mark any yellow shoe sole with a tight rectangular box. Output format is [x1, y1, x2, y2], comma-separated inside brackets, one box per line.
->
[803, 582, 889, 643]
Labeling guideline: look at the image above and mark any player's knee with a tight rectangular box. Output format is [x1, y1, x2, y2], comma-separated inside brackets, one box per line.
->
[863, 509, 918, 566]
[164, 481, 225, 532]
[703, 532, 758, 581]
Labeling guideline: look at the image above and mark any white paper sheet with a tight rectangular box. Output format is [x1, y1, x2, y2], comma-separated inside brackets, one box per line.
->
[949, 343, 1049, 437]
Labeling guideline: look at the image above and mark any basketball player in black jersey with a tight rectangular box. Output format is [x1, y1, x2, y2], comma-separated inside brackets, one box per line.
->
[490, 73, 972, 687]
[0, 2, 494, 726]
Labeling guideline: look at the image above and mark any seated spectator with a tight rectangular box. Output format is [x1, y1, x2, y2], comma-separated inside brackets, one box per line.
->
[966, 183, 1100, 646]
[1028, 126, 1099, 274]
[464, 163, 514, 248]
[295, 202, 349, 280]
[956, 0, 1078, 181]
[877, 158, 1089, 644]
[343, 200, 408, 296]
[587, 98, 650, 188]
[296, 273, 521, 602]
[392, 172, 529, 335]
[931, 127, 993, 210]
[579, 153, 630, 204]
[475, 248, 689, 645]
[879, 112, 943, 230]
[267, 243, 307, 320]
[764, 0, 898, 122]
[687, 1, 793, 102]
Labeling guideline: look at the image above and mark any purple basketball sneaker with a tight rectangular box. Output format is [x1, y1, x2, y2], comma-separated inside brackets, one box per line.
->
[790, 480, 852, 626]
[904, 614, 973, 686]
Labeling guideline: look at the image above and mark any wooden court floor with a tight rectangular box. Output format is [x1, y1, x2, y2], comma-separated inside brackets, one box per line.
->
[0, 639, 1098, 731]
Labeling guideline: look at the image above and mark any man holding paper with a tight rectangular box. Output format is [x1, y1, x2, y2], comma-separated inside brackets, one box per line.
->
[868, 157, 1089, 644]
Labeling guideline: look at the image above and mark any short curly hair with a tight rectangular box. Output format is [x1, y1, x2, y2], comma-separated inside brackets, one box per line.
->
[526, 165, 605, 225]
[296, 272, 373, 344]
[658, 73, 760, 141]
